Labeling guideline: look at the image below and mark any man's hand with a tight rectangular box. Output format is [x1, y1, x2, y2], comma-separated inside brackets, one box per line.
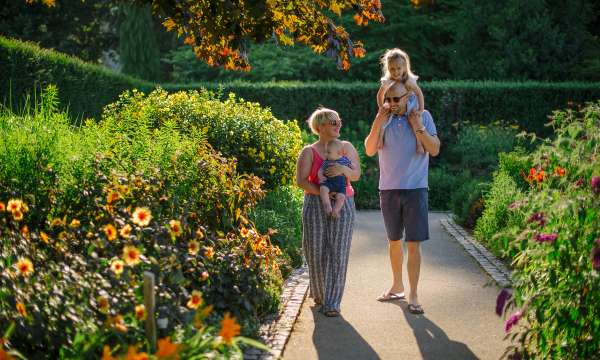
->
[408, 111, 424, 130]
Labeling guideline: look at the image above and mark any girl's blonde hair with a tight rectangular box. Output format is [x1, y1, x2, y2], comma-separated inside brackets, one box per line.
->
[380, 48, 418, 84]
[307, 107, 339, 135]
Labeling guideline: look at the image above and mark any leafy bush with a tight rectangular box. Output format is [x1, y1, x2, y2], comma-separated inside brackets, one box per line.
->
[483, 102, 600, 358]
[102, 88, 302, 189]
[449, 177, 489, 229]
[0, 88, 285, 358]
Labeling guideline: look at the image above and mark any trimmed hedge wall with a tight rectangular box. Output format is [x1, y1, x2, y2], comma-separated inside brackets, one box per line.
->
[3, 36, 600, 138]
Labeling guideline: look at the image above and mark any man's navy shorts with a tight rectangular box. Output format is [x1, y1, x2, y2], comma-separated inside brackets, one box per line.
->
[380, 188, 429, 242]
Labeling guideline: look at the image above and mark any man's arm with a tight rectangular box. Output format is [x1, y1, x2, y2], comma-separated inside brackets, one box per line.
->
[364, 108, 390, 157]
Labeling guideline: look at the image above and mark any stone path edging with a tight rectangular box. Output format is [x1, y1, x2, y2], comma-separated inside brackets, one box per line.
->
[244, 265, 309, 360]
[440, 214, 512, 288]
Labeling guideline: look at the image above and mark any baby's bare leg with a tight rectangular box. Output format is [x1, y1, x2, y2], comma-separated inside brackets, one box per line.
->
[319, 186, 333, 215]
[331, 193, 346, 218]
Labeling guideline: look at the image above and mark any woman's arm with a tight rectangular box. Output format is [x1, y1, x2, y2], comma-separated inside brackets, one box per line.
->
[324, 141, 361, 182]
[295, 146, 320, 195]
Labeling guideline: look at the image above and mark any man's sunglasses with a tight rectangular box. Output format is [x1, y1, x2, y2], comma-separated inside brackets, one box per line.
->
[384, 93, 409, 103]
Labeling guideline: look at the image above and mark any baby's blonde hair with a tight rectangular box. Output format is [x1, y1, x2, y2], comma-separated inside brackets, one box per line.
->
[307, 107, 339, 135]
[380, 48, 418, 84]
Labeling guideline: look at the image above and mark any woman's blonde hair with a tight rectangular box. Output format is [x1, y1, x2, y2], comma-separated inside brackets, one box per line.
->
[380, 48, 418, 84]
[307, 107, 339, 135]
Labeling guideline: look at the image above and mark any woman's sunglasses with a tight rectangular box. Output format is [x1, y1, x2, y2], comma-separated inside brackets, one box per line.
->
[328, 119, 342, 126]
[384, 93, 409, 103]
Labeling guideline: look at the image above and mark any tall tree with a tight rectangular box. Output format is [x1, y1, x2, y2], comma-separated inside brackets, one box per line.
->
[118, 2, 162, 80]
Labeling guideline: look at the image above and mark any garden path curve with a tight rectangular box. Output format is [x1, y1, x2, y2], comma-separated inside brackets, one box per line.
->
[283, 211, 508, 360]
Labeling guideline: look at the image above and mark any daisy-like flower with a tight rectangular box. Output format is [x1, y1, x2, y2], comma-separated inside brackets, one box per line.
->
[188, 240, 200, 255]
[155, 337, 180, 359]
[135, 304, 146, 320]
[187, 290, 203, 309]
[69, 219, 81, 228]
[169, 220, 182, 237]
[131, 207, 152, 227]
[16, 302, 27, 317]
[15, 258, 34, 277]
[104, 224, 117, 241]
[122, 245, 141, 266]
[39, 231, 50, 244]
[204, 246, 215, 259]
[12, 209, 23, 221]
[119, 224, 132, 238]
[107, 191, 120, 204]
[110, 259, 125, 275]
[504, 310, 523, 333]
[495, 289, 512, 316]
[98, 296, 110, 314]
[7, 199, 23, 213]
[219, 312, 241, 344]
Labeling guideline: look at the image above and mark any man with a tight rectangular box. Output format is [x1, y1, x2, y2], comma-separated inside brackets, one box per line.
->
[364, 82, 440, 314]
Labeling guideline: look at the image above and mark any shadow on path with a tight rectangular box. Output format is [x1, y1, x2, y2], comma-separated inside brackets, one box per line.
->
[310, 306, 380, 360]
[394, 302, 479, 360]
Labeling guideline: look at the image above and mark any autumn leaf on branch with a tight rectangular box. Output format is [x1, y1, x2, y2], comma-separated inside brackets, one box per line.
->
[27, 0, 385, 71]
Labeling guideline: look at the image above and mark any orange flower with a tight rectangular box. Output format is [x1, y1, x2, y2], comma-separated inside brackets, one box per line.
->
[132, 207, 152, 227]
[120, 224, 132, 238]
[169, 220, 182, 237]
[536, 170, 546, 182]
[155, 337, 180, 359]
[15, 258, 34, 277]
[353, 47, 366, 58]
[124, 346, 149, 360]
[6, 199, 23, 213]
[104, 224, 117, 241]
[16, 302, 27, 317]
[20, 225, 29, 238]
[0, 345, 16, 360]
[135, 304, 146, 320]
[101, 345, 116, 360]
[39, 231, 50, 244]
[163, 18, 176, 31]
[69, 219, 81, 228]
[122, 246, 141, 266]
[187, 290, 203, 309]
[219, 312, 241, 344]
[204, 246, 215, 259]
[98, 296, 110, 314]
[108, 315, 128, 333]
[50, 218, 65, 227]
[107, 191, 120, 204]
[58, 231, 68, 241]
[188, 240, 200, 255]
[196, 228, 205, 239]
[0, 202, 5, 212]
[111, 259, 125, 275]
[12, 210, 23, 221]
[554, 166, 565, 177]
[240, 227, 249, 238]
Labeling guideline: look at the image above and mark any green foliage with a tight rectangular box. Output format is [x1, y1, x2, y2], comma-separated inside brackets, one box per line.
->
[118, 3, 161, 81]
[487, 102, 600, 359]
[449, 176, 489, 229]
[0, 87, 283, 358]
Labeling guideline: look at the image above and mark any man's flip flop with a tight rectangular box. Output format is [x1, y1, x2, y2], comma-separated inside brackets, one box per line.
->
[408, 303, 425, 314]
[376, 292, 406, 302]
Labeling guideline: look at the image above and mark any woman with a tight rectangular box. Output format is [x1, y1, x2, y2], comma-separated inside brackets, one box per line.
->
[295, 107, 361, 317]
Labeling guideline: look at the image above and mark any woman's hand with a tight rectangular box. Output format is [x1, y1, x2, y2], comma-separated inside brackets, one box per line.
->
[324, 163, 348, 178]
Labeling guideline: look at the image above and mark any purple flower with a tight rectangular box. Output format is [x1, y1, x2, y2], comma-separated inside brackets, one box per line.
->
[527, 212, 545, 226]
[496, 288, 512, 316]
[505, 310, 523, 333]
[592, 176, 600, 194]
[508, 351, 523, 360]
[592, 246, 600, 271]
[533, 233, 558, 243]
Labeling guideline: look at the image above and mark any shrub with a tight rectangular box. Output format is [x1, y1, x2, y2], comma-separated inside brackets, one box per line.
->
[0, 88, 284, 358]
[102, 88, 302, 189]
[449, 176, 489, 229]
[485, 102, 600, 359]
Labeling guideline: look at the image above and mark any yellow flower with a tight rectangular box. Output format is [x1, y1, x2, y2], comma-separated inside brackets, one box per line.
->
[132, 207, 152, 227]
[12, 210, 23, 221]
[135, 304, 146, 320]
[58, 231, 68, 241]
[240, 227, 249, 238]
[16, 258, 34, 277]
[120, 224, 132, 238]
[187, 290, 203, 309]
[0, 201, 5, 212]
[69, 219, 81, 228]
[169, 220, 182, 237]
[196, 228, 205, 239]
[98, 296, 110, 314]
[204, 246, 215, 259]
[163, 18, 177, 31]
[107, 191, 120, 204]
[188, 240, 199, 255]
[155, 337, 180, 359]
[104, 224, 117, 241]
[50, 218, 64, 227]
[122, 246, 141, 266]
[111, 259, 125, 275]
[42, 0, 56, 7]
[6, 199, 23, 213]
[16, 302, 27, 317]
[107, 315, 128, 333]
[20, 225, 29, 239]
[219, 312, 241, 344]
[39, 231, 50, 244]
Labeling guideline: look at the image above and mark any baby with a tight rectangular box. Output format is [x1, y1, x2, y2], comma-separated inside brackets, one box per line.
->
[318, 139, 352, 218]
